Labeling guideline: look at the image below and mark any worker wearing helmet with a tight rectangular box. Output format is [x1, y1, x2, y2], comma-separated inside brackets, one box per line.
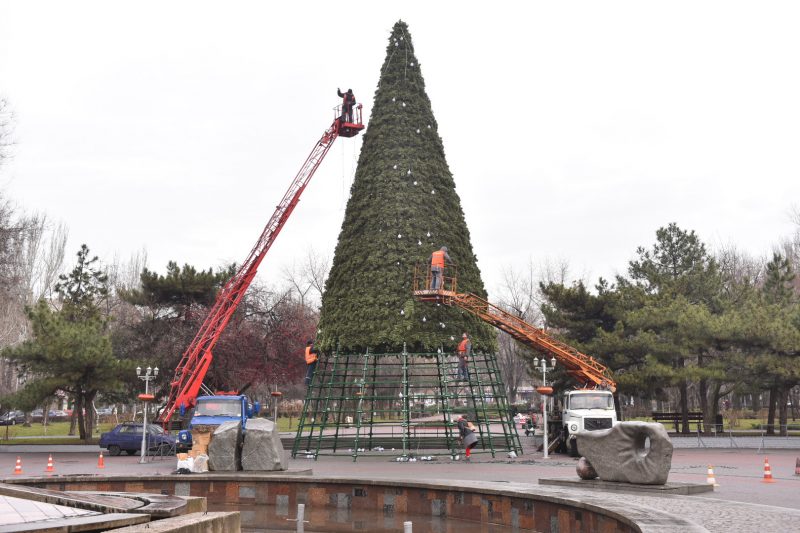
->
[304, 339, 319, 386]
[337, 88, 356, 123]
[457, 332, 471, 381]
[428, 246, 452, 290]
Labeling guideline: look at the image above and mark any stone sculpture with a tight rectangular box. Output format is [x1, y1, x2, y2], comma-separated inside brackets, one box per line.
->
[575, 421, 673, 485]
[576, 457, 598, 480]
[241, 418, 287, 471]
[208, 421, 242, 471]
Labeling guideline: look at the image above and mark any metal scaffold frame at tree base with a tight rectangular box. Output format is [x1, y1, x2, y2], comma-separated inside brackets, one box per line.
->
[293, 345, 523, 461]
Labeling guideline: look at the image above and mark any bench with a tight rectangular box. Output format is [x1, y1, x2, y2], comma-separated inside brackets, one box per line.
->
[652, 411, 704, 432]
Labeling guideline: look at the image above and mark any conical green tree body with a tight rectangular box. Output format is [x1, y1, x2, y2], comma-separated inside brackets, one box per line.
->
[318, 21, 494, 353]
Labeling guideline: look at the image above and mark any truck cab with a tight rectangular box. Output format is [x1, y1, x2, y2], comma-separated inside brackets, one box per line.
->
[176, 395, 260, 453]
[561, 389, 617, 456]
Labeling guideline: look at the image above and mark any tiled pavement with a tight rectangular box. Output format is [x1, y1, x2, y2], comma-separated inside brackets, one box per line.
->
[1, 440, 799, 532]
[609, 491, 800, 533]
[0, 494, 96, 526]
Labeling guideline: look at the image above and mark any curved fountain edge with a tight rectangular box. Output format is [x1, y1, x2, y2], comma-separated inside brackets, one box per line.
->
[4, 472, 707, 532]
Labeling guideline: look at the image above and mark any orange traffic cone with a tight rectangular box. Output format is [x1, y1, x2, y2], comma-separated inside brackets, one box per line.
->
[97, 451, 105, 469]
[13, 456, 22, 475]
[795, 457, 799, 476]
[45, 454, 54, 473]
[706, 465, 719, 487]
[761, 456, 775, 483]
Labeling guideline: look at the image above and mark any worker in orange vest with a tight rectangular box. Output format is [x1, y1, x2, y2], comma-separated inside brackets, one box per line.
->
[304, 339, 319, 386]
[457, 332, 471, 381]
[428, 246, 452, 290]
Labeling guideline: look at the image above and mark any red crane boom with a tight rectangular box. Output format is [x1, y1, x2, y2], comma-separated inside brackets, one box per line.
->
[158, 105, 364, 427]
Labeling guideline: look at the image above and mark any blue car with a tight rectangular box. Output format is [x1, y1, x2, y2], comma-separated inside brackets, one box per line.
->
[99, 423, 176, 456]
[0, 411, 25, 426]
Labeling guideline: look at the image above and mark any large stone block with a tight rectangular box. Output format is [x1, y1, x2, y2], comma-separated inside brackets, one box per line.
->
[576, 457, 598, 480]
[575, 421, 673, 485]
[208, 421, 242, 471]
[241, 418, 287, 471]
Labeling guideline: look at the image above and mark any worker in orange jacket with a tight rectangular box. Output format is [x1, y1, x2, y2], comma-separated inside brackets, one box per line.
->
[428, 246, 452, 290]
[457, 332, 471, 381]
[304, 339, 319, 386]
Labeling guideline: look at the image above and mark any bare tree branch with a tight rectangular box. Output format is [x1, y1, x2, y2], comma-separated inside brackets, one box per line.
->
[715, 242, 764, 303]
[281, 246, 330, 308]
[282, 259, 313, 307]
[492, 257, 548, 404]
[0, 98, 14, 169]
[304, 247, 330, 303]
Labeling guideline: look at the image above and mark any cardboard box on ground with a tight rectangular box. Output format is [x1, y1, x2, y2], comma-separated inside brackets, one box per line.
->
[176, 452, 209, 473]
[190, 429, 213, 457]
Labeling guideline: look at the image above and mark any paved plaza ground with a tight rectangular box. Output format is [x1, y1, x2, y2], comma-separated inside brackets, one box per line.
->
[1, 438, 799, 532]
[2, 440, 799, 506]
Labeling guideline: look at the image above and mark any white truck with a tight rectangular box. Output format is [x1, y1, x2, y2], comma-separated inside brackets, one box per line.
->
[560, 389, 617, 456]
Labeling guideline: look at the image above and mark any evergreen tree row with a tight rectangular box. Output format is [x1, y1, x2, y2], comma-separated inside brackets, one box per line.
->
[540, 223, 800, 435]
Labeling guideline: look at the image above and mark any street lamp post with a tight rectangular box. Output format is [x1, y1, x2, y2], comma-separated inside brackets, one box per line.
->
[136, 365, 159, 464]
[271, 388, 282, 423]
[533, 356, 556, 459]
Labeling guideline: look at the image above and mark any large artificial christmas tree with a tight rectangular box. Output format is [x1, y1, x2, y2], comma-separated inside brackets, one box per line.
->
[296, 21, 519, 461]
[317, 20, 495, 354]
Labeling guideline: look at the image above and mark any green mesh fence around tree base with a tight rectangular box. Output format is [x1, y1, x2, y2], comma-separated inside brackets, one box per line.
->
[292, 347, 523, 461]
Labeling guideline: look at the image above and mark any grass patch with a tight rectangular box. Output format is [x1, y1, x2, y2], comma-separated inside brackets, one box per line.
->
[0, 437, 100, 445]
[274, 417, 304, 432]
[0, 421, 118, 443]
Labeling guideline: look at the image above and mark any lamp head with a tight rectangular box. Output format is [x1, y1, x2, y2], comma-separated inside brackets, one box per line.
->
[136, 366, 141, 376]
[154, 367, 159, 377]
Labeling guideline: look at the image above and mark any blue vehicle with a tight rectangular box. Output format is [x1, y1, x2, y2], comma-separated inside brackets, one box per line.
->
[0, 410, 25, 426]
[176, 395, 260, 453]
[99, 423, 176, 456]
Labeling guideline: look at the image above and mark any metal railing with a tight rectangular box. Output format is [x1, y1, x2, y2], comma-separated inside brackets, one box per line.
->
[756, 424, 797, 453]
[666, 426, 800, 451]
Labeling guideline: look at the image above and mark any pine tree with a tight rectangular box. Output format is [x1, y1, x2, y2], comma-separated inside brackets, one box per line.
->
[318, 21, 494, 353]
[3, 246, 131, 440]
[55, 244, 109, 322]
[763, 252, 795, 305]
[119, 261, 235, 315]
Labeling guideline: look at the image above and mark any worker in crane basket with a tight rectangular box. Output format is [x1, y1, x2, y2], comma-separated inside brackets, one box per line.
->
[337, 88, 356, 123]
[304, 339, 319, 386]
[428, 246, 452, 290]
[457, 332, 471, 381]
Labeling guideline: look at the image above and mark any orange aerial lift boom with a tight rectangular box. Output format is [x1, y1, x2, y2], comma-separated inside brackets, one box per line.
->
[412, 265, 616, 392]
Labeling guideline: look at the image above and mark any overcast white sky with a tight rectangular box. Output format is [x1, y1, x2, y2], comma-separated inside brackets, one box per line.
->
[1, 1, 799, 298]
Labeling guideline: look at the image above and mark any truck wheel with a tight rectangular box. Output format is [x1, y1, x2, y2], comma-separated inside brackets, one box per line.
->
[108, 445, 121, 456]
[568, 438, 579, 457]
